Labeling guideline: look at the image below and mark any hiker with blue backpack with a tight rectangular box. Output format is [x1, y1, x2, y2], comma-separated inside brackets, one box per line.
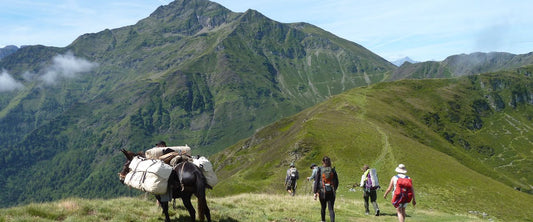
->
[383, 164, 416, 222]
[359, 164, 380, 216]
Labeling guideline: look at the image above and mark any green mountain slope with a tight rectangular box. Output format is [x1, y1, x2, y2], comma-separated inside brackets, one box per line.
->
[391, 51, 533, 80]
[211, 69, 533, 220]
[0, 0, 394, 207]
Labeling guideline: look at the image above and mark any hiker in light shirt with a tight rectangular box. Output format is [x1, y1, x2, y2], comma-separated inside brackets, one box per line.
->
[384, 164, 417, 222]
[360, 164, 380, 216]
[307, 163, 318, 193]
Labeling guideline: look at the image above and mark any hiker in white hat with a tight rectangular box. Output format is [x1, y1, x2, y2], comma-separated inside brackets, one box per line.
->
[395, 164, 407, 174]
[383, 164, 416, 222]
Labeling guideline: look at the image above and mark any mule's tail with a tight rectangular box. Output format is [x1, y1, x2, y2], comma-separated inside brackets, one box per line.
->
[196, 170, 210, 222]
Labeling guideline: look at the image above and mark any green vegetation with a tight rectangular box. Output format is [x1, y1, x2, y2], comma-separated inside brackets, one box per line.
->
[0, 1, 532, 220]
[0, 193, 484, 221]
[211, 70, 533, 221]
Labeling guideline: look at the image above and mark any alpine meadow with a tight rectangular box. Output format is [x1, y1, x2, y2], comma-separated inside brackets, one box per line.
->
[0, 0, 532, 221]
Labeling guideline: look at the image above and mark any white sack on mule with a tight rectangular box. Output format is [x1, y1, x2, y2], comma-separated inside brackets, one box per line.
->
[124, 156, 172, 195]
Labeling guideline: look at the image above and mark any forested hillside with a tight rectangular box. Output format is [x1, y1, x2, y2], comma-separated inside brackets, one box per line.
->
[0, 0, 394, 207]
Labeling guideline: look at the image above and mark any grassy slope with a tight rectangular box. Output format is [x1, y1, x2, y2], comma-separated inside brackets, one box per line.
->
[2, 73, 531, 221]
[0, 194, 482, 222]
[211, 72, 533, 221]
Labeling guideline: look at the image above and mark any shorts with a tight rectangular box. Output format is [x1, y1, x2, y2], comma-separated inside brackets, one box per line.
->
[395, 202, 409, 208]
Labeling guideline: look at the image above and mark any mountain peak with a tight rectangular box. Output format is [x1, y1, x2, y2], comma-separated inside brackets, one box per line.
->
[150, 0, 225, 17]
[0, 45, 19, 60]
[141, 0, 234, 35]
[391, 56, 418, 66]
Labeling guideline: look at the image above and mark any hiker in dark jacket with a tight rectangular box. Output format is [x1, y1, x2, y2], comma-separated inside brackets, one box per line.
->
[314, 156, 339, 222]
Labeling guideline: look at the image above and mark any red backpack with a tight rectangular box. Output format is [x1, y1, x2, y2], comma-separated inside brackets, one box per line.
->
[391, 175, 413, 207]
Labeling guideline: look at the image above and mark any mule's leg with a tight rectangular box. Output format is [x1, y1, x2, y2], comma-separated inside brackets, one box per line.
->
[156, 195, 171, 222]
[181, 192, 196, 222]
[197, 195, 211, 222]
[160, 201, 171, 222]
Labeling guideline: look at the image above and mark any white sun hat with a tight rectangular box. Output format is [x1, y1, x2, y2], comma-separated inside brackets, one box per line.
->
[395, 164, 407, 174]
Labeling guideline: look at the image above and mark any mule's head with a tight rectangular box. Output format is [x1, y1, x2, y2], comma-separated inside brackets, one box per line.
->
[118, 149, 144, 184]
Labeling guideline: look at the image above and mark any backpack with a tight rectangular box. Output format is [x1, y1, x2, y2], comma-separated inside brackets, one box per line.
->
[289, 168, 299, 180]
[366, 168, 380, 189]
[391, 175, 413, 207]
[321, 167, 335, 194]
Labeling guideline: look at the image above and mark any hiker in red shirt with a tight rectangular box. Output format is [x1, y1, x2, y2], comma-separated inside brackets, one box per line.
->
[383, 164, 416, 222]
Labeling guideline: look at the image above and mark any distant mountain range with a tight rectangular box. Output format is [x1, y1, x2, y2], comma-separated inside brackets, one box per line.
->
[0, 45, 19, 60]
[390, 52, 533, 80]
[391, 56, 418, 66]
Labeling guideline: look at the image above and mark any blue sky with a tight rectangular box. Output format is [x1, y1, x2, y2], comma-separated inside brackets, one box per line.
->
[1, 0, 532, 62]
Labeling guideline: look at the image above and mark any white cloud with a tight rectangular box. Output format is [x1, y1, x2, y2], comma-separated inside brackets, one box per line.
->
[40, 52, 98, 85]
[0, 70, 24, 92]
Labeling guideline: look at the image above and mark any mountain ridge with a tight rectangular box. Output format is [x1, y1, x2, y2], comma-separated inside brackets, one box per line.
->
[0, 45, 19, 60]
[391, 51, 533, 80]
[0, 0, 394, 207]
[211, 68, 533, 220]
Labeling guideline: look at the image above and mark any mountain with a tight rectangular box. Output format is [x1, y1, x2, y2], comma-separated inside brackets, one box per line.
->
[390, 51, 533, 80]
[211, 69, 533, 220]
[391, 56, 417, 66]
[0, 45, 19, 60]
[0, 0, 395, 207]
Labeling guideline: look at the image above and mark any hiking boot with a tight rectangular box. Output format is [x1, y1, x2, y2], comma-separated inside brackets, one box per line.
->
[375, 210, 380, 216]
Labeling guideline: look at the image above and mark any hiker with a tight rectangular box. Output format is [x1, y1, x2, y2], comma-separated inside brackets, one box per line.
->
[307, 163, 318, 181]
[360, 164, 380, 216]
[383, 164, 416, 222]
[285, 162, 299, 196]
[314, 156, 339, 222]
[307, 163, 318, 193]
